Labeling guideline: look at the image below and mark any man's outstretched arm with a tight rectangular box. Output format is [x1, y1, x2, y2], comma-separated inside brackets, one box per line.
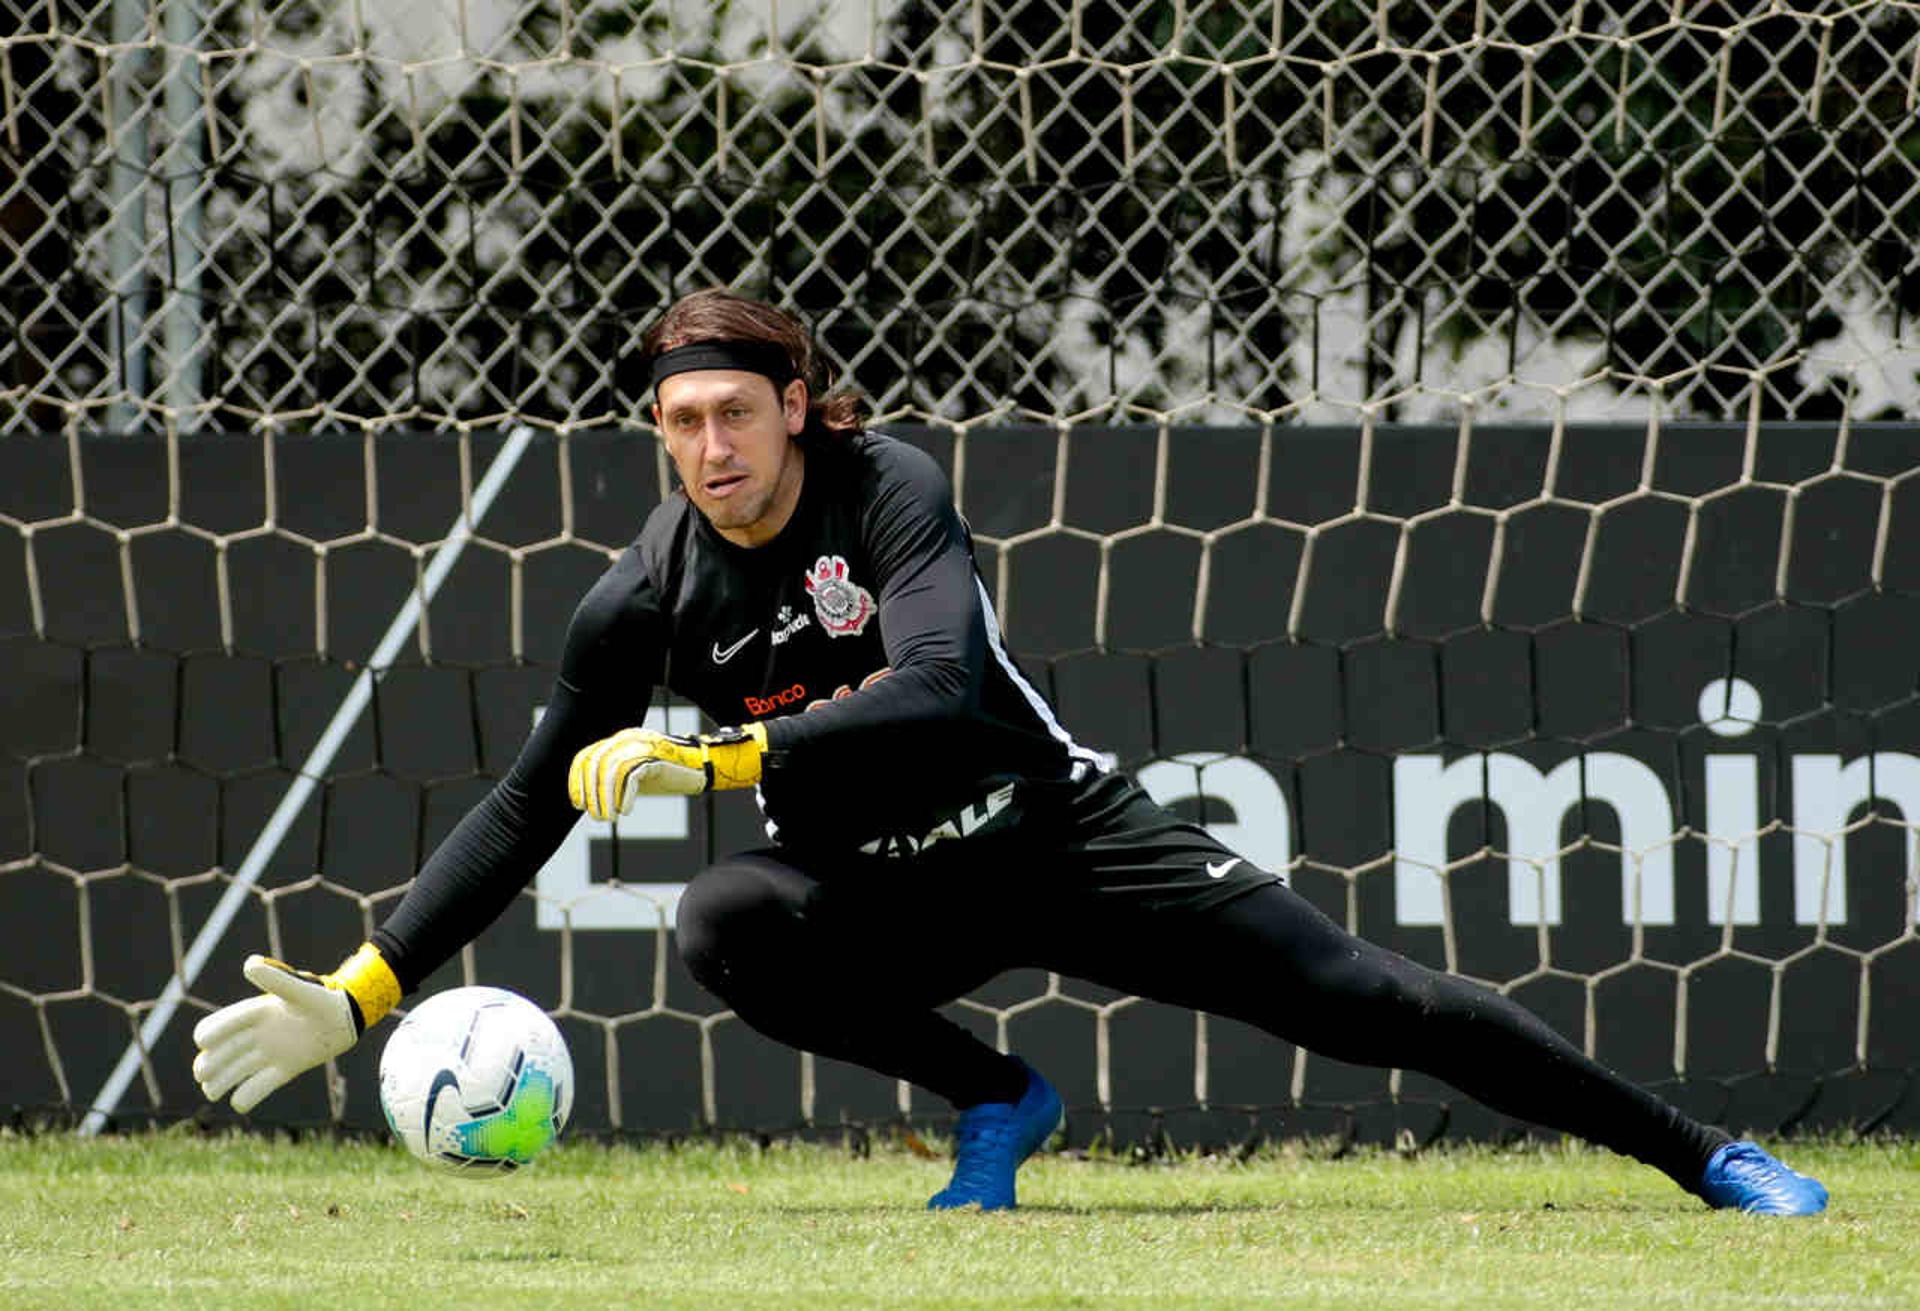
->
[192, 551, 664, 1112]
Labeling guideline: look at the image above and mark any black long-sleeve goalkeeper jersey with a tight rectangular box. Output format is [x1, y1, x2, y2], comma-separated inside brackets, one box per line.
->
[370, 430, 1105, 990]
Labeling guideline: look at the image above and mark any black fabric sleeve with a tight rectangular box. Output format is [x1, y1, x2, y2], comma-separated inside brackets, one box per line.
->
[759, 443, 985, 763]
[370, 550, 665, 992]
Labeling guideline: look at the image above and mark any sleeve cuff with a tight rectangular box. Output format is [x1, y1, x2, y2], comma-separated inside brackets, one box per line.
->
[759, 714, 799, 764]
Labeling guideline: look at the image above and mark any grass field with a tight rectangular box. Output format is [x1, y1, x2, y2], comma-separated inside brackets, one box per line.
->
[2, 1131, 1914, 1310]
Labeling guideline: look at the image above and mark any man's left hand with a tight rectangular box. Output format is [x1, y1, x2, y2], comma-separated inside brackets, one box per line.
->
[568, 722, 769, 817]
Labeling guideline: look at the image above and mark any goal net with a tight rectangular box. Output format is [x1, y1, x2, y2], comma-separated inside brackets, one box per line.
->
[3, 1, 1919, 1145]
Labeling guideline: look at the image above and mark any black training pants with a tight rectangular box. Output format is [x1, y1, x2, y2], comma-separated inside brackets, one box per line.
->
[674, 773, 1727, 1192]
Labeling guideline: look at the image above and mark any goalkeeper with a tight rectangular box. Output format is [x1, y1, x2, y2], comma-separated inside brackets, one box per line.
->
[192, 288, 1827, 1217]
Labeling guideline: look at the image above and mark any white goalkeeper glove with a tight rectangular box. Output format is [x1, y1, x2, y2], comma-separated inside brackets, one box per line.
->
[567, 721, 768, 820]
[191, 944, 401, 1114]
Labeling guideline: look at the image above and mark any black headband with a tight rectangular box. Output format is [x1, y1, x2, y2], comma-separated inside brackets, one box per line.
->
[649, 340, 797, 392]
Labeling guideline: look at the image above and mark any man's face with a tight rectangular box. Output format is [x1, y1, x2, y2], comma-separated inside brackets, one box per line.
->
[654, 369, 808, 547]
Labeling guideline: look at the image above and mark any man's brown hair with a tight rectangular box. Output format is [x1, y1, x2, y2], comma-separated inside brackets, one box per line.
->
[641, 288, 868, 436]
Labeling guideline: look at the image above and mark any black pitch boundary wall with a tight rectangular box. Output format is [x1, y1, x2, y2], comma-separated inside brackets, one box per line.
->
[1, 423, 1917, 1145]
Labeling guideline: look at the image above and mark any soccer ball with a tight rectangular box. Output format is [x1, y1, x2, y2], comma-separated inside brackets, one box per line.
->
[377, 986, 573, 1172]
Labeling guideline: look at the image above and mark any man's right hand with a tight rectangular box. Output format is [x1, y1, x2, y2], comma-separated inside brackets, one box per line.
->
[192, 945, 401, 1113]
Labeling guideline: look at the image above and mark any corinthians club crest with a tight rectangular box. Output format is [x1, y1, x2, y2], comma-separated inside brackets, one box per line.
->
[803, 554, 876, 638]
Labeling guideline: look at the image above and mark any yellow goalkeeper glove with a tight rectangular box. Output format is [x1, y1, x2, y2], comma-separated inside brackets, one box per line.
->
[567, 722, 768, 819]
[191, 944, 402, 1114]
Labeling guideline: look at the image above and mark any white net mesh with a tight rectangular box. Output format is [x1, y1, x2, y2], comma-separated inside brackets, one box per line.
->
[6, 417, 1919, 1139]
[2, 3, 1919, 1141]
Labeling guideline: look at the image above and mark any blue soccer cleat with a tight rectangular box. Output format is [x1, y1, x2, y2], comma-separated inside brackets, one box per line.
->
[1698, 1141, 1829, 1216]
[927, 1058, 1063, 1211]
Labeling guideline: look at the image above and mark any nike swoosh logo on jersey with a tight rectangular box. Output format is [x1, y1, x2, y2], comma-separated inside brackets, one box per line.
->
[1205, 858, 1242, 880]
[712, 630, 759, 664]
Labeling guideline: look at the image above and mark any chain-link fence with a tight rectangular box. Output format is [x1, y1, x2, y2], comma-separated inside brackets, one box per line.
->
[5, 2, 1920, 433]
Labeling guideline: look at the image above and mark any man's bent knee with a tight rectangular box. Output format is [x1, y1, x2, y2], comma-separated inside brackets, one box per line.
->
[674, 855, 813, 996]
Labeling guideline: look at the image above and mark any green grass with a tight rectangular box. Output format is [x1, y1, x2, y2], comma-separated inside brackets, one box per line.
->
[1, 1131, 1914, 1310]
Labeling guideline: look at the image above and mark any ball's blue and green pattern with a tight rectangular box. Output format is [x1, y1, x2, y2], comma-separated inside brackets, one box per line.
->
[450, 1063, 562, 1169]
